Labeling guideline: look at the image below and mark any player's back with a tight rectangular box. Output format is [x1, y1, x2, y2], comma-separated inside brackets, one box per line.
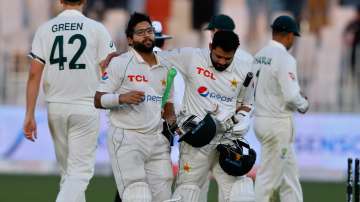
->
[30, 10, 115, 105]
[253, 41, 295, 117]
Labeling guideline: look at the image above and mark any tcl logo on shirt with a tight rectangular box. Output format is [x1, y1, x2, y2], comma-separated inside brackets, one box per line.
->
[128, 75, 148, 82]
[196, 67, 216, 80]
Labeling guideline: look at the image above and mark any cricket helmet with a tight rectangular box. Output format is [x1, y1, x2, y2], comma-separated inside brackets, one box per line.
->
[217, 139, 256, 176]
[178, 113, 217, 147]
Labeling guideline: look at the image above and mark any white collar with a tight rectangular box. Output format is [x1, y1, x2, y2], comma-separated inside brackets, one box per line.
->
[58, 9, 84, 17]
[269, 40, 287, 52]
[130, 47, 161, 69]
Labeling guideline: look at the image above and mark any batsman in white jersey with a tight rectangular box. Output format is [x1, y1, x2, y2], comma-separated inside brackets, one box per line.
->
[23, 1, 116, 202]
[202, 14, 255, 202]
[253, 16, 309, 202]
[159, 31, 255, 202]
[94, 13, 175, 202]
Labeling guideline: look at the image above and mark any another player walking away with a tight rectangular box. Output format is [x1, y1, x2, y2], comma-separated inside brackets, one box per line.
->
[94, 13, 175, 202]
[159, 31, 256, 202]
[253, 15, 309, 202]
[23, 0, 116, 202]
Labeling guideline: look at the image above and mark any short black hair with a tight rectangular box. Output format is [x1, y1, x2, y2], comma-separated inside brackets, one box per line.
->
[125, 12, 152, 38]
[211, 31, 239, 52]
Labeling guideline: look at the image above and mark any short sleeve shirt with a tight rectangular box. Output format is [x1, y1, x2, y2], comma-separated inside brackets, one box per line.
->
[30, 9, 116, 105]
[97, 48, 172, 134]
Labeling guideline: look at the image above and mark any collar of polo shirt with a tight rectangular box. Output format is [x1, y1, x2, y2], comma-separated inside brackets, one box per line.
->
[130, 47, 161, 69]
[269, 40, 287, 51]
[58, 9, 84, 17]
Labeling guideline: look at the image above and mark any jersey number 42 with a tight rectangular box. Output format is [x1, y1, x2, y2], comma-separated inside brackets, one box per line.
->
[50, 34, 86, 70]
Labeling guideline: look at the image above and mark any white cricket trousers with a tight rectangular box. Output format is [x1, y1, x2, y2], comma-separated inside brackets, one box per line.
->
[253, 116, 303, 202]
[107, 126, 173, 202]
[47, 103, 100, 202]
[175, 141, 244, 202]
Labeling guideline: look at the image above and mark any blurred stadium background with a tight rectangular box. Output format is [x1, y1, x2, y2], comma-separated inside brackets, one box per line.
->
[0, 0, 360, 201]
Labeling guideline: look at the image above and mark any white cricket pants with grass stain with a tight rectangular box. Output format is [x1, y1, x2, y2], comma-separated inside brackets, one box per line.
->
[254, 116, 303, 202]
[47, 103, 100, 202]
[107, 126, 173, 202]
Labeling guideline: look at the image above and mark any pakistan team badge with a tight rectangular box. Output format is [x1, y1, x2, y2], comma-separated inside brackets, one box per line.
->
[183, 162, 191, 173]
[161, 79, 166, 90]
[230, 78, 238, 90]
[161, 79, 166, 86]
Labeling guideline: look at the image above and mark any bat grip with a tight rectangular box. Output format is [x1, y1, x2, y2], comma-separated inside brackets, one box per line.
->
[243, 72, 253, 87]
[161, 68, 177, 108]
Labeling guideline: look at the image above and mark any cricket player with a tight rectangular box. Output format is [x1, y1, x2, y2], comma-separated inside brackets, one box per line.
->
[94, 13, 175, 202]
[202, 14, 255, 202]
[253, 15, 309, 202]
[23, 0, 116, 202]
[158, 30, 255, 202]
[112, 20, 174, 202]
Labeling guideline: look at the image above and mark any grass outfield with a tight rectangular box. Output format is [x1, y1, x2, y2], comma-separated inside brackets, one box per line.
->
[0, 174, 345, 202]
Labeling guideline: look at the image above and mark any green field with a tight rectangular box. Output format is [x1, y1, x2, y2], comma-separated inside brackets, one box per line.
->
[0, 174, 345, 202]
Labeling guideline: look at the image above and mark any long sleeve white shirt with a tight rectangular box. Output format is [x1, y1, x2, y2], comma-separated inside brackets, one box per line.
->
[159, 47, 253, 119]
[253, 40, 309, 117]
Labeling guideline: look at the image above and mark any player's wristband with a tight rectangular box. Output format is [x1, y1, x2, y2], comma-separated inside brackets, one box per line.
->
[100, 93, 120, 108]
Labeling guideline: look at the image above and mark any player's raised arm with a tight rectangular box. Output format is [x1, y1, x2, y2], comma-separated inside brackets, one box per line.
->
[157, 47, 194, 78]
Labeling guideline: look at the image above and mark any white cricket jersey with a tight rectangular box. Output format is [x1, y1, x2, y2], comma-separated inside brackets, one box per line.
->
[29, 9, 116, 105]
[235, 48, 253, 65]
[253, 40, 309, 117]
[97, 48, 172, 134]
[159, 47, 253, 119]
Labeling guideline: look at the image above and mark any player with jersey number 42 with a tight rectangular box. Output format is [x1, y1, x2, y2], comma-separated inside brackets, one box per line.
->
[23, 0, 116, 202]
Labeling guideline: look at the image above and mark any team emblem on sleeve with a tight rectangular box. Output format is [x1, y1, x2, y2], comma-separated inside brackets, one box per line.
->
[288, 72, 296, 81]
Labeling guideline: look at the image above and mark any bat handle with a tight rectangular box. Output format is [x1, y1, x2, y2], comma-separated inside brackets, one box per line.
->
[161, 68, 177, 108]
[243, 72, 254, 87]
